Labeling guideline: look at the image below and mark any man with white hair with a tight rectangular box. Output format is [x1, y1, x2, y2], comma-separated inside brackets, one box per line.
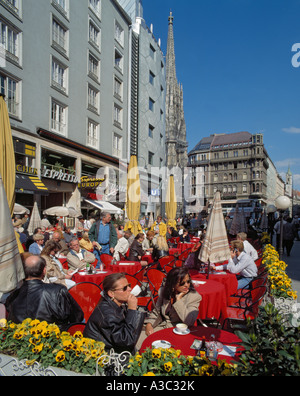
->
[67, 238, 96, 271]
[236, 232, 258, 261]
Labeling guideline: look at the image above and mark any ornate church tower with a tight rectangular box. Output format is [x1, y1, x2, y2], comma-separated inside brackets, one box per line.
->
[165, 12, 188, 169]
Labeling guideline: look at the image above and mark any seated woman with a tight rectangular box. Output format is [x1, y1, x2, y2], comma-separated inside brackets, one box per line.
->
[137, 267, 202, 349]
[41, 240, 75, 289]
[152, 235, 169, 262]
[28, 233, 44, 255]
[79, 232, 94, 252]
[180, 229, 191, 243]
[127, 233, 148, 267]
[83, 273, 145, 354]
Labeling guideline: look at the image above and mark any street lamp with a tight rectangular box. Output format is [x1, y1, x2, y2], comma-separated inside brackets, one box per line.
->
[275, 196, 291, 260]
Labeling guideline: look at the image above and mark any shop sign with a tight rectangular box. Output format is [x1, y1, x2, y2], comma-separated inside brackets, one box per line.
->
[79, 176, 105, 189]
[42, 168, 80, 184]
[16, 165, 38, 176]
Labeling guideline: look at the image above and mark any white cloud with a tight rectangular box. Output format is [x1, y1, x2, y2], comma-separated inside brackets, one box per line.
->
[275, 158, 300, 170]
[282, 126, 300, 134]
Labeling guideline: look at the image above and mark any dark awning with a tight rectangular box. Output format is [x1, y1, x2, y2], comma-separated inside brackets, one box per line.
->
[15, 174, 48, 195]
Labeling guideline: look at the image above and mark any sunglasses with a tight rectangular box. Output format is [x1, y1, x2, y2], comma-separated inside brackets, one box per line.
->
[113, 283, 131, 292]
[179, 279, 191, 287]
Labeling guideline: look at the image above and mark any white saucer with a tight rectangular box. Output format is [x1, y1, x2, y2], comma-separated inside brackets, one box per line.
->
[173, 328, 191, 336]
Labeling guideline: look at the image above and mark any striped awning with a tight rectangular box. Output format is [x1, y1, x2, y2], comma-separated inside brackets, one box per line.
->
[15, 174, 48, 195]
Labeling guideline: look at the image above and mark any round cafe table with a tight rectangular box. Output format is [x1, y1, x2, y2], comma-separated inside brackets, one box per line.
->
[72, 269, 113, 287]
[140, 326, 242, 363]
[190, 271, 238, 300]
[108, 261, 142, 275]
[191, 279, 228, 320]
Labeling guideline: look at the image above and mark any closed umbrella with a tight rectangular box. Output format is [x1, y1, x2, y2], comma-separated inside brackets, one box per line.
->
[28, 201, 42, 235]
[199, 191, 231, 278]
[0, 94, 15, 216]
[124, 156, 142, 236]
[0, 174, 24, 298]
[165, 175, 177, 230]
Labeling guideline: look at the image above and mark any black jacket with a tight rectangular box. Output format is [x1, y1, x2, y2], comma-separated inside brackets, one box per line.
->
[83, 293, 145, 354]
[5, 280, 84, 330]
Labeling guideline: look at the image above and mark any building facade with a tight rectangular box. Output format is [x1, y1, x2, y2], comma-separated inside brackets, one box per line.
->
[1, 0, 166, 217]
[188, 131, 284, 218]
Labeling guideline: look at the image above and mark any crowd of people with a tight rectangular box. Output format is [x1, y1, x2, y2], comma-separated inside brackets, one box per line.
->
[4, 208, 299, 356]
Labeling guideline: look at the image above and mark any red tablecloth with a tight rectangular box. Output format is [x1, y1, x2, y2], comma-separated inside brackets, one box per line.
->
[190, 271, 238, 300]
[140, 326, 242, 363]
[169, 248, 181, 256]
[73, 270, 113, 286]
[108, 261, 142, 275]
[192, 278, 228, 320]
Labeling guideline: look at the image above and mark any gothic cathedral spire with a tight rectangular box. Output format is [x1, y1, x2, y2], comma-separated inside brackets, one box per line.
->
[165, 12, 188, 169]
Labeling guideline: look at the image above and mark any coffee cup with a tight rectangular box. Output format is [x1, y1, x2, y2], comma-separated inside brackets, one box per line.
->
[131, 285, 142, 297]
[176, 323, 188, 334]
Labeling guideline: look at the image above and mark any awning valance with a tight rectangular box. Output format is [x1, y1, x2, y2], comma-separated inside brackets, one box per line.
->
[16, 174, 48, 195]
[84, 199, 123, 215]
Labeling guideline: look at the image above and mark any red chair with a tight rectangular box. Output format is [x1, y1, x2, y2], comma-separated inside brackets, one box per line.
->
[100, 254, 113, 267]
[66, 323, 86, 336]
[59, 258, 69, 270]
[158, 256, 172, 268]
[68, 282, 101, 322]
[146, 269, 166, 297]
[222, 285, 267, 331]
[255, 257, 263, 268]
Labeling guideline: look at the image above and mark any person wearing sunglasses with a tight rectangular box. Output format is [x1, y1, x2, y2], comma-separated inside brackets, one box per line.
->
[136, 267, 202, 349]
[83, 273, 145, 354]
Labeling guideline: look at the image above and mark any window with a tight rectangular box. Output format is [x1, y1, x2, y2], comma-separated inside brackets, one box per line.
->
[52, 57, 68, 93]
[149, 71, 155, 85]
[113, 104, 122, 128]
[114, 49, 123, 71]
[0, 73, 19, 117]
[113, 133, 122, 158]
[148, 151, 154, 165]
[114, 77, 122, 100]
[1, 0, 21, 16]
[150, 44, 155, 59]
[51, 99, 67, 135]
[0, 19, 20, 63]
[88, 52, 100, 81]
[149, 98, 155, 111]
[88, 85, 99, 114]
[89, 20, 100, 50]
[52, 0, 69, 17]
[115, 21, 124, 46]
[89, 0, 101, 18]
[243, 184, 247, 193]
[52, 18, 68, 54]
[87, 119, 99, 148]
[149, 124, 154, 138]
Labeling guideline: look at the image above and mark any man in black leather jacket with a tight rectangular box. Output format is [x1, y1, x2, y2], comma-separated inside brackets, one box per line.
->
[5, 255, 84, 330]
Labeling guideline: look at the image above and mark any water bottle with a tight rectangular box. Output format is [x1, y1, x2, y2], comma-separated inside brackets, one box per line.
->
[99, 262, 104, 271]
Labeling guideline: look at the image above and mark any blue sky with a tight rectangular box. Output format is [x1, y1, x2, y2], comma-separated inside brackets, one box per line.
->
[143, 0, 300, 190]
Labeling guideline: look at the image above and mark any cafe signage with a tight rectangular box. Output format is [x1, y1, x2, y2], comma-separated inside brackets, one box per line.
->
[42, 168, 80, 184]
[79, 176, 105, 189]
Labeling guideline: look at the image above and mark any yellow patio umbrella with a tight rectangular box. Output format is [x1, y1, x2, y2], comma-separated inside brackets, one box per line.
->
[0, 94, 15, 216]
[165, 175, 177, 229]
[124, 156, 142, 236]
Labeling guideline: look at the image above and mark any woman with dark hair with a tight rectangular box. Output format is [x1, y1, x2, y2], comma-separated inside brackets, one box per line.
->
[136, 268, 202, 349]
[127, 233, 148, 267]
[83, 273, 145, 354]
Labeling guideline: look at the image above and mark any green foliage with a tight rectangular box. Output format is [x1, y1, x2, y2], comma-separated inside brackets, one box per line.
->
[236, 304, 300, 376]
